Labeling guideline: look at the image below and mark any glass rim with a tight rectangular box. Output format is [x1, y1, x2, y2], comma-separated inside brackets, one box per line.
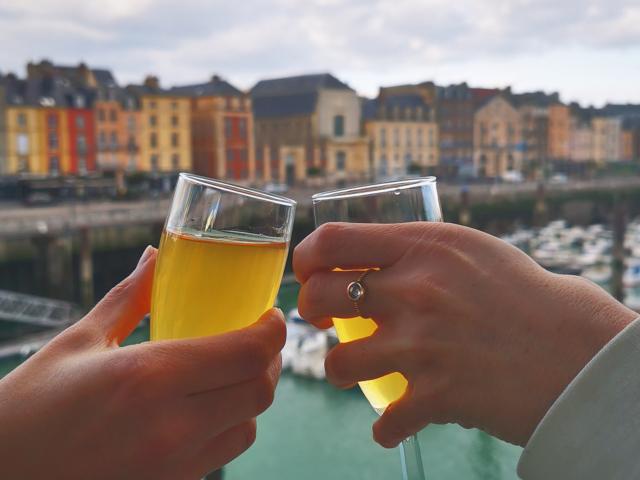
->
[312, 176, 437, 202]
[179, 173, 297, 207]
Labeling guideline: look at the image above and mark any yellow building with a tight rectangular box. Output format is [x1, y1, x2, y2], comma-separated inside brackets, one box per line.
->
[5, 106, 46, 175]
[128, 77, 192, 173]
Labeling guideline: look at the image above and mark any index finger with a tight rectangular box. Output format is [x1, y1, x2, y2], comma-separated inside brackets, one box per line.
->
[131, 308, 286, 395]
[293, 222, 418, 283]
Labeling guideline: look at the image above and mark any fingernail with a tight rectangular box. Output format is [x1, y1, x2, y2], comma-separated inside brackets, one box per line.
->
[136, 245, 154, 268]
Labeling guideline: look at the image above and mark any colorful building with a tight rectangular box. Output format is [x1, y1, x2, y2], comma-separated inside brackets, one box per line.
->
[0, 78, 7, 174]
[171, 76, 254, 182]
[548, 103, 571, 161]
[473, 94, 523, 177]
[127, 77, 192, 173]
[363, 91, 438, 179]
[251, 73, 369, 185]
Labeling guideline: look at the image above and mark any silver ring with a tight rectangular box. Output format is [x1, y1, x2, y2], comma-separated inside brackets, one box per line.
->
[347, 270, 372, 316]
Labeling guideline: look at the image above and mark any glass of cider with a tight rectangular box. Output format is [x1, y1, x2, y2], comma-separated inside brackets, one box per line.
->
[312, 177, 442, 480]
[151, 173, 296, 341]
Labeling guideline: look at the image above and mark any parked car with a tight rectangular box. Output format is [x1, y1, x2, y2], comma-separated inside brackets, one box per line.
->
[501, 170, 524, 183]
[264, 183, 288, 194]
[549, 173, 569, 184]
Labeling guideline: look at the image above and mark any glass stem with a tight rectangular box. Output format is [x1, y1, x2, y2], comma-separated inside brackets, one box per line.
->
[399, 434, 425, 480]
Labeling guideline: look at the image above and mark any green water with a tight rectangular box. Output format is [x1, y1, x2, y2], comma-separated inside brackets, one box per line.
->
[0, 284, 522, 480]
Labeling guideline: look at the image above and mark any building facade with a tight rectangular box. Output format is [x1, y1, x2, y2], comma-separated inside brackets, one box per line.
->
[171, 76, 254, 181]
[473, 94, 523, 177]
[0, 79, 7, 174]
[548, 103, 571, 161]
[436, 83, 474, 171]
[363, 93, 438, 179]
[592, 116, 622, 164]
[128, 77, 192, 173]
[251, 73, 368, 185]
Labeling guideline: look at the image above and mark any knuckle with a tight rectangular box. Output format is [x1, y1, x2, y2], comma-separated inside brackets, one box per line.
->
[324, 347, 351, 383]
[240, 420, 257, 451]
[314, 223, 345, 256]
[243, 336, 275, 374]
[299, 275, 324, 316]
[252, 372, 276, 413]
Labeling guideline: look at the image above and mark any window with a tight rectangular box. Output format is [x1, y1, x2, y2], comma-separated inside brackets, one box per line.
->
[17, 134, 28, 155]
[171, 101, 178, 110]
[98, 109, 106, 122]
[150, 101, 157, 109]
[417, 128, 423, 147]
[127, 116, 136, 131]
[171, 133, 179, 148]
[394, 128, 400, 146]
[379, 154, 388, 176]
[380, 127, 387, 147]
[406, 129, 412, 147]
[77, 135, 87, 154]
[78, 157, 87, 175]
[17, 113, 27, 128]
[110, 132, 118, 150]
[150, 115, 157, 127]
[99, 132, 107, 149]
[225, 118, 233, 138]
[150, 133, 158, 148]
[150, 154, 159, 171]
[128, 154, 136, 171]
[110, 109, 118, 123]
[76, 95, 86, 109]
[48, 132, 58, 149]
[171, 154, 180, 170]
[48, 114, 58, 129]
[76, 116, 85, 129]
[239, 118, 247, 138]
[128, 135, 136, 151]
[49, 157, 60, 175]
[336, 151, 346, 171]
[171, 115, 179, 127]
[333, 115, 345, 137]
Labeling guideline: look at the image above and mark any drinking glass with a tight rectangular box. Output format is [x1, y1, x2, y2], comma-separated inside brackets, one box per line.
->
[151, 173, 296, 340]
[312, 177, 443, 480]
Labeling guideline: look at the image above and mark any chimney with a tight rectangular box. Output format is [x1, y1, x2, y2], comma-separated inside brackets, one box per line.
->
[144, 75, 160, 90]
[211, 74, 222, 83]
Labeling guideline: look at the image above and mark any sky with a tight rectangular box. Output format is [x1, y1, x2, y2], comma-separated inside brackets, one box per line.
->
[0, 0, 638, 106]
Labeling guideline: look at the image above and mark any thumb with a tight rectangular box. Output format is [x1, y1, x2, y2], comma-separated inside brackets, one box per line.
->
[81, 246, 157, 346]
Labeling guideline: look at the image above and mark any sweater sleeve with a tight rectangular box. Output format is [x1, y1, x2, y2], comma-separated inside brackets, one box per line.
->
[518, 317, 640, 480]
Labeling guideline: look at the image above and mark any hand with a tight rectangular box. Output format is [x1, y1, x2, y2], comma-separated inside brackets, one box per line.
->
[0, 246, 286, 480]
[294, 222, 636, 448]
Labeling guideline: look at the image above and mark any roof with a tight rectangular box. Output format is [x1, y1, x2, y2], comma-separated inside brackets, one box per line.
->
[251, 73, 352, 97]
[363, 94, 433, 121]
[125, 84, 186, 99]
[91, 69, 118, 88]
[170, 75, 243, 97]
[510, 91, 560, 108]
[436, 83, 472, 101]
[601, 104, 640, 119]
[252, 92, 318, 118]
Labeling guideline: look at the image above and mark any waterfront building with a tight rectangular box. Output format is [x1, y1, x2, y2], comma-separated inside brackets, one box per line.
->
[592, 116, 623, 164]
[511, 91, 559, 177]
[473, 94, 523, 177]
[621, 118, 640, 162]
[436, 83, 474, 172]
[0, 77, 7, 174]
[363, 90, 438, 179]
[548, 103, 571, 161]
[568, 105, 595, 163]
[171, 76, 254, 182]
[126, 76, 192, 173]
[251, 73, 368, 185]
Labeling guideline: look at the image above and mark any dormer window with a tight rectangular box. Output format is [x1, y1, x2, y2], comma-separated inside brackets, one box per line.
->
[76, 95, 85, 108]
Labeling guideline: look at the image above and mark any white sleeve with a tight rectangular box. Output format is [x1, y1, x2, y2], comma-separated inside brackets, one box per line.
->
[518, 317, 640, 480]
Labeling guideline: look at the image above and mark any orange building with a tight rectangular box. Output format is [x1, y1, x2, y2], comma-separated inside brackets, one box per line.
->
[171, 76, 255, 181]
[548, 104, 571, 161]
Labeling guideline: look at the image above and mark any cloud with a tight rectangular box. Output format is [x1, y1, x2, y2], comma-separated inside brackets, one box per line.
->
[0, 0, 638, 103]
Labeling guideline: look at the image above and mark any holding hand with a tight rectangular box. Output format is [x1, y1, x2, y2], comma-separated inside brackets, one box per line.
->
[294, 222, 636, 448]
[0, 247, 285, 480]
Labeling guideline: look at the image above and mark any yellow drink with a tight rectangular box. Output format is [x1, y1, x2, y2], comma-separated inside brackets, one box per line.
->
[151, 229, 288, 340]
[334, 316, 408, 413]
